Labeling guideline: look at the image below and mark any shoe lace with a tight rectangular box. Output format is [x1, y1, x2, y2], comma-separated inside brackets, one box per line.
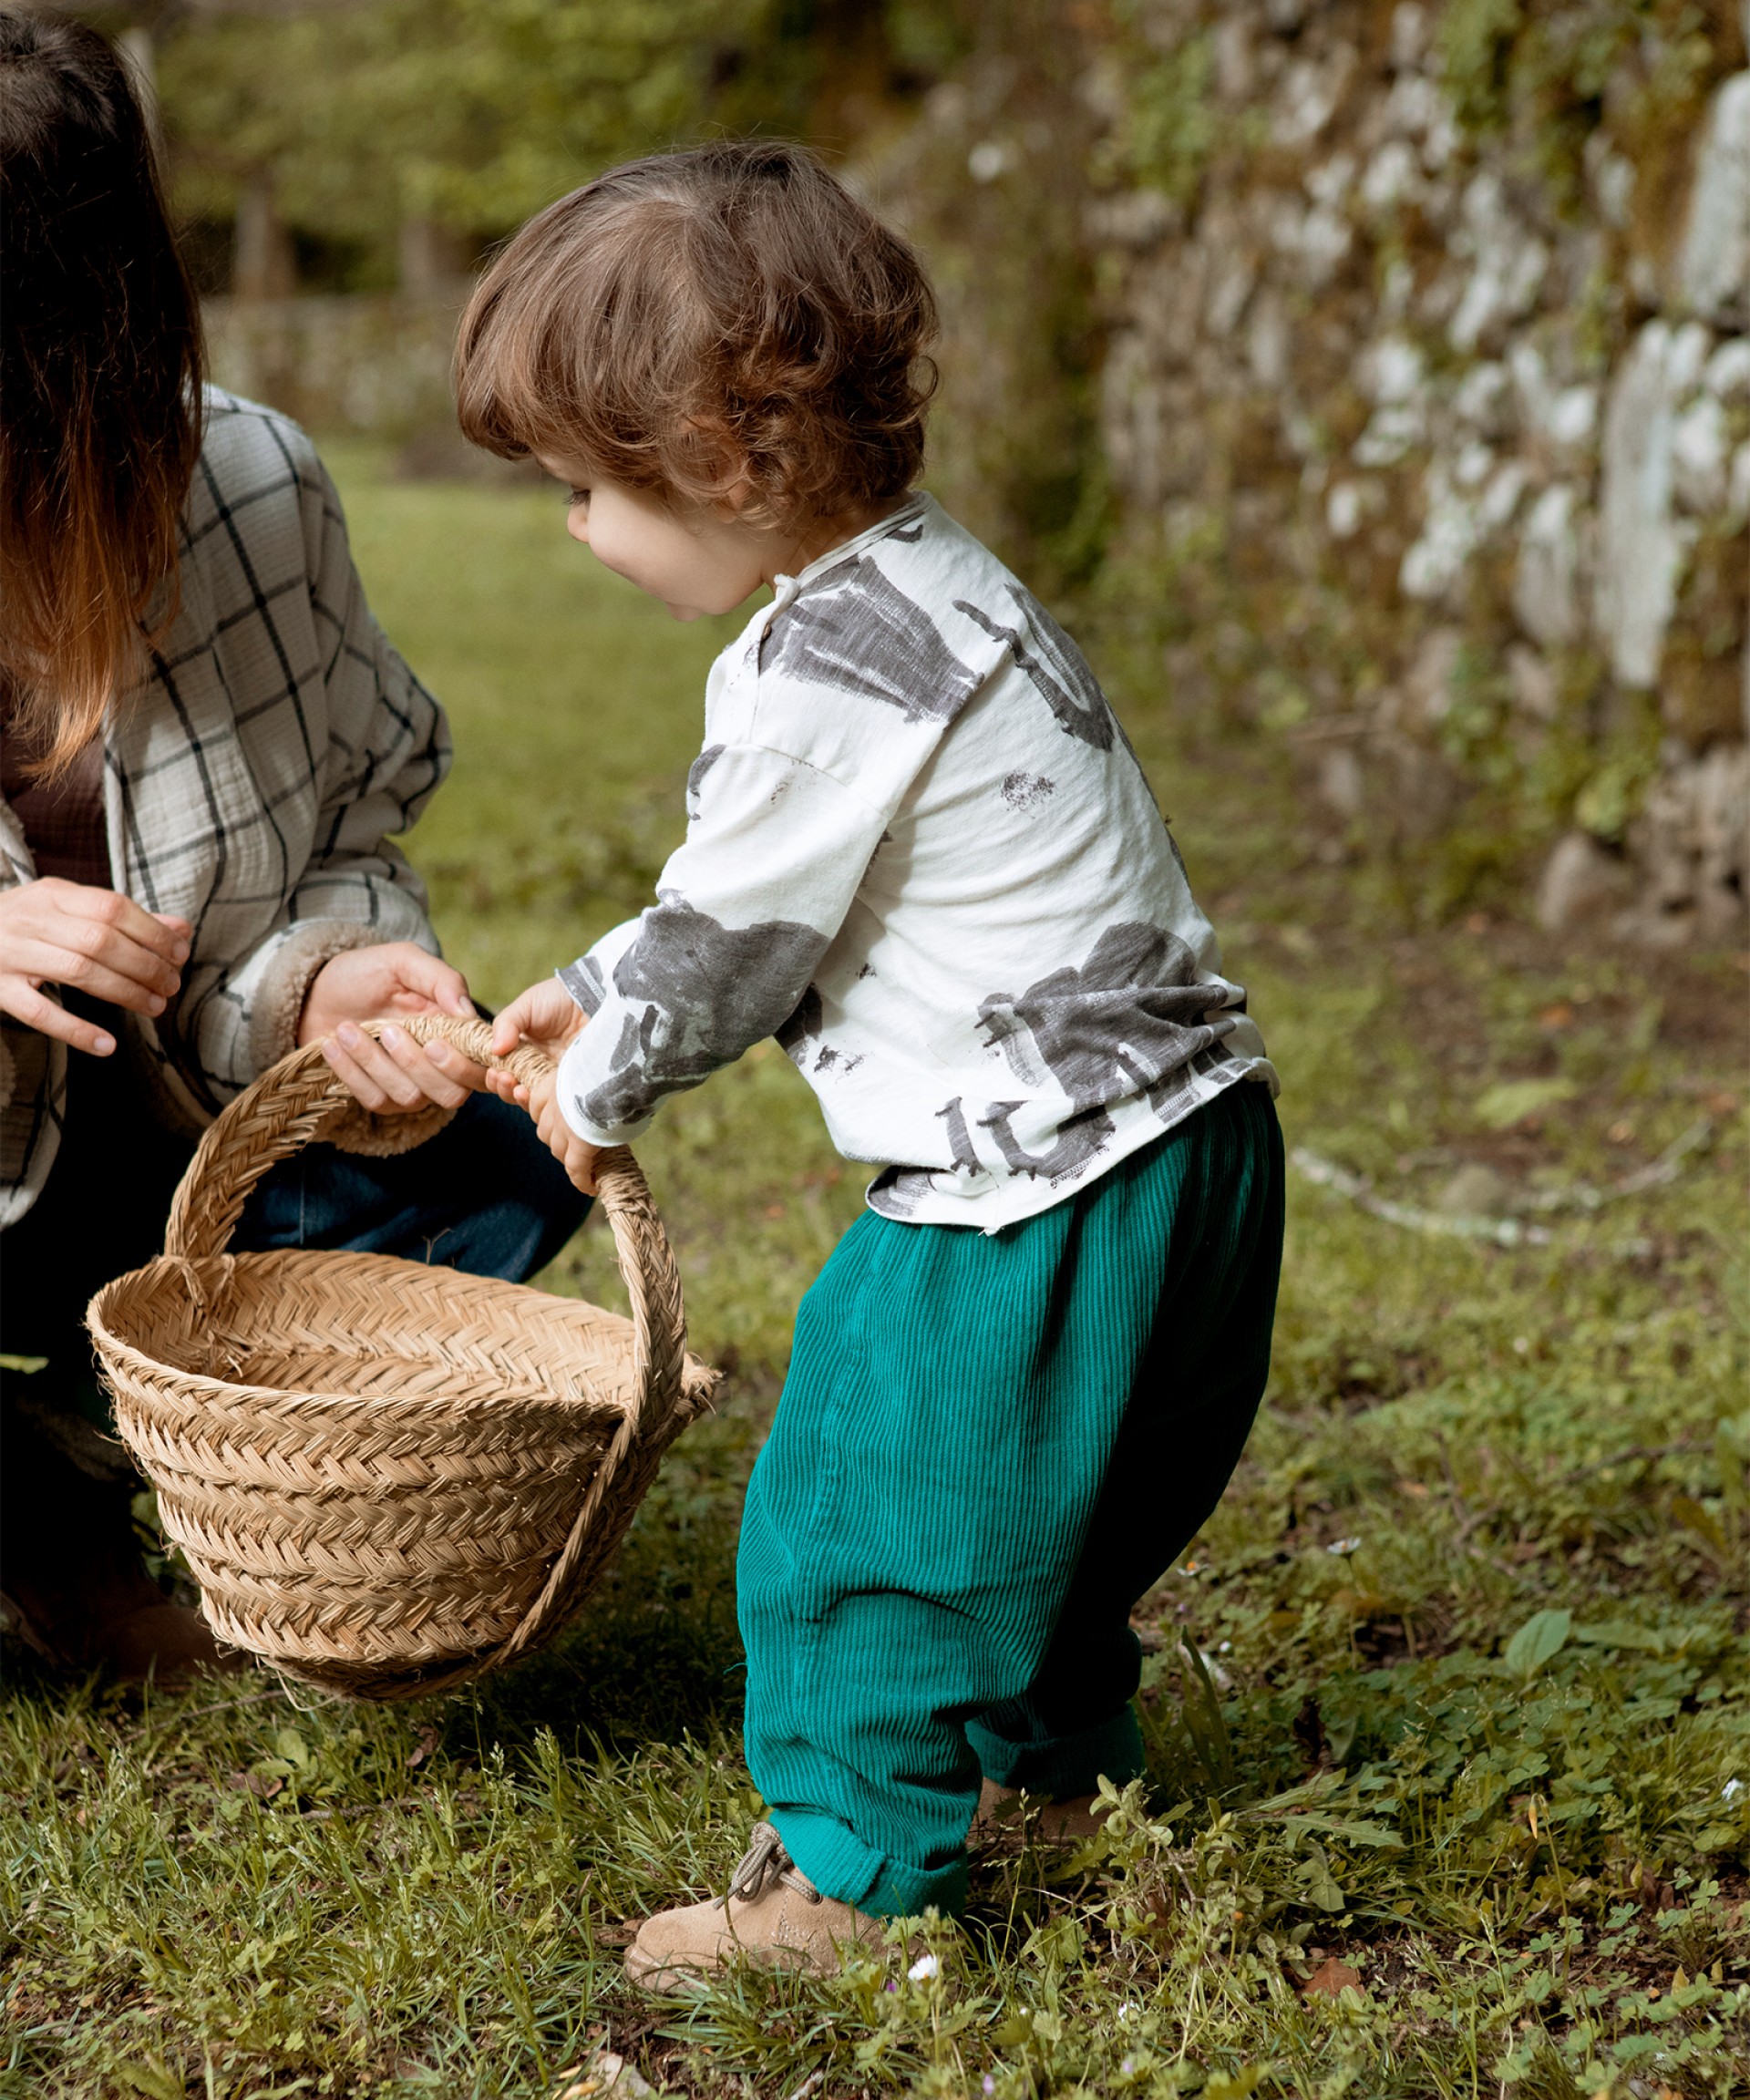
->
[717, 1821, 823, 1908]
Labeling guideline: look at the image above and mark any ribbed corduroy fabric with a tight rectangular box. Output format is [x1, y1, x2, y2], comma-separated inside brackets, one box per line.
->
[737, 1079, 1285, 1918]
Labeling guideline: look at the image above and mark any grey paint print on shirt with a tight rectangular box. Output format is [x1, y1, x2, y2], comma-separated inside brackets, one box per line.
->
[776, 983, 823, 1065]
[953, 584, 1115, 750]
[977, 921, 1236, 1114]
[1001, 770, 1055, 808]
[762, 557, 984, 724]
[979, 1098, 1117, 1181]
[685, 743, 726, 816]
[558, 953, 607, 1017]
[577, 896, 827, 1132]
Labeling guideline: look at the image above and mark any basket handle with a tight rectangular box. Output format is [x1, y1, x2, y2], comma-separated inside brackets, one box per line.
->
[161, 1014, 688, 1471]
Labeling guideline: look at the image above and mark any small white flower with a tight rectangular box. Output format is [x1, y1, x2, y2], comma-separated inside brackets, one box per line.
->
[1218, 1641, 1233, 1653]
[908, 1951, 940, 1982]
[1327, 1537, 1363, 1555]
[1723, 1777, 1745, 1805]
[1117, 2001, 1139, 2022]
[1120, 2058, 1137, 2077]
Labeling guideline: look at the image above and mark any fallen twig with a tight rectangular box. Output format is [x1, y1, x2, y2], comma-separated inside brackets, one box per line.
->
[1291, 1150, 1550, 1247]
[1291, 1115, 1714, 1246]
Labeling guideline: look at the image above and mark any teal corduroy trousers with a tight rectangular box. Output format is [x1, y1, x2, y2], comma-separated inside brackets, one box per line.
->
[736, 1079, 1285, 1917]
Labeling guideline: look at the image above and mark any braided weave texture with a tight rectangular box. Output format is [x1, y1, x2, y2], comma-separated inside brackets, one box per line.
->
[87, 1015, 717, 1701]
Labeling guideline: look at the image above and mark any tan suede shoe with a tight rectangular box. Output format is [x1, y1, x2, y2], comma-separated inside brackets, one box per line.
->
[972, 1776, 1111, 1846]
[623, 1823, 884, 1992]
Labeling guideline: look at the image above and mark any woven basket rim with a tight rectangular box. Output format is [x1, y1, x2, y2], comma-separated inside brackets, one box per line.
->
[89, 1250, 717, 1419]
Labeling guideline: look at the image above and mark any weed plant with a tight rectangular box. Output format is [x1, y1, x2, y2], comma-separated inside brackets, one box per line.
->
[3, 455, 1745, 2097]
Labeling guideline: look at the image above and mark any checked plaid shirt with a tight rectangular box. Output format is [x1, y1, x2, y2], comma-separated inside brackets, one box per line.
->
[0, 389, 451, 1226]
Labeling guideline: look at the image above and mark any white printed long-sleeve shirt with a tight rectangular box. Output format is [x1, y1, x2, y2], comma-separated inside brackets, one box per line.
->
[556, 493, 1276, 1230]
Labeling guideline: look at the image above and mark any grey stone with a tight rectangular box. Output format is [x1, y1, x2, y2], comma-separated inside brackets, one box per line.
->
[1704, 336, 1750, 401]
[1403, 627, 1463, 726]
[1448, 172, 1549, 353]
[1361, 139, 1423, 212]
[1506, 643, 1559, 722]
[1214, 14, 1255, 102]
[1678, 72, 1750, 329]
[1626, 743, 1750, 939]
[1390, 2, 1428, 70]
[1318, 744, 1365, 818]
[1671, 393, 1733, 512]
[1535, 831, 1632, 933]
[1453, 359, 1512, 436]
[1595, 322, 1685, 689]
[1514, 482, 1584, 649]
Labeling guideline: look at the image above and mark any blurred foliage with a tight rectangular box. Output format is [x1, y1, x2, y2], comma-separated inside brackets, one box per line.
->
[1096, 7, 1218, 205]
[1437, 0, 1741, 212]
[861, 0, 1115, 596]
[155, 0, 974, 278]
[160, 0, 776, 254]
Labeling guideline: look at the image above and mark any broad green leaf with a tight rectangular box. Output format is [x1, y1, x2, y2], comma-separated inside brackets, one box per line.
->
[1299, 1847, 1347, 1912]
[1293, 1813, 1405, 1849]
[274, 1726, 314, 1770]
[1504, 1608, 1571, 1676]
[1573, 1620, 1666, 1652]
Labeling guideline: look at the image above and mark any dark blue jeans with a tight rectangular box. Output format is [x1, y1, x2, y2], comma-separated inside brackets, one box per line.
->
[232, 1092, 590, 1274]
[1, 1041, 590, 1430]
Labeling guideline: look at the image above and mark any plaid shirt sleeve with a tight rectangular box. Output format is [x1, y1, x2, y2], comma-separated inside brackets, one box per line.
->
[176, 425, 453, 1100]
[126, 396, 453, 1120]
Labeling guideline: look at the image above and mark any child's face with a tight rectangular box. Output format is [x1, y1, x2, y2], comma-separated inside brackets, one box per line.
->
[539, 457, 779, 622]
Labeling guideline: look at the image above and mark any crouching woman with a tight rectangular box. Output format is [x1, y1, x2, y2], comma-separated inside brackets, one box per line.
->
[0, 15, 587, 1678]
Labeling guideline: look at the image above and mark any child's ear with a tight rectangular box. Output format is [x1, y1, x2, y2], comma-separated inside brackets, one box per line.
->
[683, 417, 757, 516]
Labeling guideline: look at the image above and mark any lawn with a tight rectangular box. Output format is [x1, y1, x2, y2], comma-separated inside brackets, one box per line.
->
[3, 451, 1746, 2100]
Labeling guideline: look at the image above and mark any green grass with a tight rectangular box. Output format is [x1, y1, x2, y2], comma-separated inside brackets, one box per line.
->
[4, 453, 1746, 2099]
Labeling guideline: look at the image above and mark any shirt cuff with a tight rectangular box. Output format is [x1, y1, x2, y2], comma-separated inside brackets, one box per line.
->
[554, 1029, 656, 1149]
[247, 920, 383, 1078]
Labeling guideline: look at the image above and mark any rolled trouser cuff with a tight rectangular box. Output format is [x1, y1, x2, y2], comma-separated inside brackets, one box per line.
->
[769, 1805, 970, 1920]
[966, 1699, 1147, 1802]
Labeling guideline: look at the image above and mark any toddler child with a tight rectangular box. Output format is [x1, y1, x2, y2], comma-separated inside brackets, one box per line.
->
[453, 139, 1283, 1990]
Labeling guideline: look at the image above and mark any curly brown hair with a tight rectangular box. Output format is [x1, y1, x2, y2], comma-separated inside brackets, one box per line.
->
[455, 139, 937, 528]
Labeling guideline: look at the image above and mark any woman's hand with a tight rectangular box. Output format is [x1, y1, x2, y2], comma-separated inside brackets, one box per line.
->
[0, 879, 191, 1056]
[299, 941, 488, 1115]
[484, 978, 601, 1193]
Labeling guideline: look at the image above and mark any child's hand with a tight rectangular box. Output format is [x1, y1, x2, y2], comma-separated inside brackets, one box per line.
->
[486, 979, 602, 1195]
[488, 977, 588, 1066]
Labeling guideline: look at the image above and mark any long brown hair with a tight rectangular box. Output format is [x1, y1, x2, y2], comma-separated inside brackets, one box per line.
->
[0, 12, 204, 779]
[456, 140, 937, 530]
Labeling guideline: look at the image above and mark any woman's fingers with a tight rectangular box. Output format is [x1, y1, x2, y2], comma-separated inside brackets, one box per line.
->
[380, 1025, 475, 1107]
[59, 884, 190, 970]
[10, 915, 184, 1002]
[0, 975, 117, 1055]
[320, 1022, 495, 1115]
[322, 1022, 427, 1113]
[384, 944, 475, 1018]
[5, 937, 176, 1014]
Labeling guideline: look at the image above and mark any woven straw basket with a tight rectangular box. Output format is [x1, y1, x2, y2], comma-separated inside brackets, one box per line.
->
[87, 1014, 717, 1701]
